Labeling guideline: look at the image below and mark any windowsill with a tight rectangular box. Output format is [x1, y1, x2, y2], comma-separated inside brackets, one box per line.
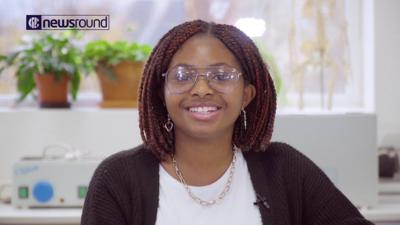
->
[0, 93, 107, 111]
[0, 93, 374, 114]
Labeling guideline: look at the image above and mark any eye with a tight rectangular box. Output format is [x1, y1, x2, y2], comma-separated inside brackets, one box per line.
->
[212, 71, 234, 81]
[173, 69, 193, 81]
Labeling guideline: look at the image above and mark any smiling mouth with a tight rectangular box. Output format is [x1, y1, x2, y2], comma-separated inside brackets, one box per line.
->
[186, 106, 222, 113]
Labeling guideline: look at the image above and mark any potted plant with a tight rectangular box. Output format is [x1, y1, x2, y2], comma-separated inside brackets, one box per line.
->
[84, 40, 152, 108]
[0, 31, 86, 108]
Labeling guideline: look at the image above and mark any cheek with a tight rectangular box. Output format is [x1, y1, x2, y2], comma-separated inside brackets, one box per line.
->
[223, 91, 245, 117]
[164, 94, 182, 117]
[227, 97, 243, 118]
[229, 84, 245, 108]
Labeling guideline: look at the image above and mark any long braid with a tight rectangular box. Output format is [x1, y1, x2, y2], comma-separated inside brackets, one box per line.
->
[212, 23, 276, 151]
[138, 20, 276, 160]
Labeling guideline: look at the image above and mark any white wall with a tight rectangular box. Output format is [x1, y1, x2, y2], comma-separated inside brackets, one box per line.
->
[0, 110, 377, 207]
[375, 0, 400, 147]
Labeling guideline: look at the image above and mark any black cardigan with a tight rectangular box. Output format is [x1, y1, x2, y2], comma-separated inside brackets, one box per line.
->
[81, 142, 374, 225]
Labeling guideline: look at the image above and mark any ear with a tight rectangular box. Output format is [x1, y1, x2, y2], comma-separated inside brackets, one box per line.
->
[242, 83, 256, 109]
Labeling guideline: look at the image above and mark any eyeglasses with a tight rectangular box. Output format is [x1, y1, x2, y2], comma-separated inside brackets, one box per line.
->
[162, 65, 242, 94]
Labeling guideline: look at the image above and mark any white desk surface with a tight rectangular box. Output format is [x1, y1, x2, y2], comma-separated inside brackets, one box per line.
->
[0, 204, 81, 224]
[359, 202, 400, 222]
[0, 201, 400, 224]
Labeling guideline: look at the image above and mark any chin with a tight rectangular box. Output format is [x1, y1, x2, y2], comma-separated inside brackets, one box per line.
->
[181, 124, 229, 141]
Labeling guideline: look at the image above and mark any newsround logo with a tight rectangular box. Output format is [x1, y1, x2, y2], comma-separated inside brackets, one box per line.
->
[26, 15, 110, 30]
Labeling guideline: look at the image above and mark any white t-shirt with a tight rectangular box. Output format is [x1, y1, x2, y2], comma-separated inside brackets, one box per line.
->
[155, 150, 263, 225]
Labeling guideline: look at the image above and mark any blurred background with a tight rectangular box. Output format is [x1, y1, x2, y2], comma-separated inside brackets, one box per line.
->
[0, 0, 374, 111]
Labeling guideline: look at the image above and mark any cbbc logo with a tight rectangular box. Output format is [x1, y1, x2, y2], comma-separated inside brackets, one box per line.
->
[26, 15, 110, 30]
[26, 15, 42, 30]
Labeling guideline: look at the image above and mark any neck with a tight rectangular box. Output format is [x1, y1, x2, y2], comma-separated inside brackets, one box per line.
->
[173, 129, 234, 170]
[163, 128, 235, 186]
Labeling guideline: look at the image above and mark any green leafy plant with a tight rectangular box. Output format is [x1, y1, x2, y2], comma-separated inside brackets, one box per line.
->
[84, 40, 152, 79]
[0, 31, 86, 102]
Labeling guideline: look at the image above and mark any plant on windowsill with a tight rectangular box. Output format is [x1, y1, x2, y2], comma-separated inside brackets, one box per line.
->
[84, 40, 152, 108]
[0, 31, 87, 108]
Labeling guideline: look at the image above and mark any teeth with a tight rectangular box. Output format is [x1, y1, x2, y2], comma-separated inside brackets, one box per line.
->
[189, 106, 218, 113]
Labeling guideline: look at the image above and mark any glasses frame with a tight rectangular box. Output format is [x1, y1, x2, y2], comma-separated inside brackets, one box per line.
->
[162, 65, 243, 94]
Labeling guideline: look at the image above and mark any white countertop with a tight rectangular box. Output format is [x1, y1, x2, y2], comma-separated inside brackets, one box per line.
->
[1, 200, 400, 224]
[0, 204, 81, 224]
[359, 202, 400, 222]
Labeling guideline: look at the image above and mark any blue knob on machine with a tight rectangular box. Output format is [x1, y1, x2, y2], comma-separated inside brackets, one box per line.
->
[33, 181, 54, 203]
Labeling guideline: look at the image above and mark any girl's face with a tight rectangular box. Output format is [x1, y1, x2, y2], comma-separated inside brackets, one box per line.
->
[163, 34, 255, 141]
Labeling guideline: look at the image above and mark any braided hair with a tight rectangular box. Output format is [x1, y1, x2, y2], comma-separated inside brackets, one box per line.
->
[138, 20, 276, 161]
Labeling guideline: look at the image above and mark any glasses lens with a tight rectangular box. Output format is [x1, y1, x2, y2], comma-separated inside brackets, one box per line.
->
[208, 67, 240, 92]
[166, 67, 195, 93]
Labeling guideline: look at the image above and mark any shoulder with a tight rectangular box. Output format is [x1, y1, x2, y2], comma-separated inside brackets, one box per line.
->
[83, 145, 156, 223]
[245, 142, 326, 179]
[100, 144, 156, 169]
[252, 141, 312, 164]
[91, 144, 158, 185]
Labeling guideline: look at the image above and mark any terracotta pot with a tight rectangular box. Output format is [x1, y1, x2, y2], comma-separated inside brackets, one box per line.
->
[96, 60, 144, 108]
[34, 73, 70, 108]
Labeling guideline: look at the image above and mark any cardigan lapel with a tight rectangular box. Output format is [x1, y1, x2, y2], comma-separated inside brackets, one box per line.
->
[137, 150, 160, 225]
[243, 151, 276, 225]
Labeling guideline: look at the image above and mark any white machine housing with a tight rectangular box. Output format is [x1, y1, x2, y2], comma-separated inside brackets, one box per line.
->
[12, 158, 100, 208]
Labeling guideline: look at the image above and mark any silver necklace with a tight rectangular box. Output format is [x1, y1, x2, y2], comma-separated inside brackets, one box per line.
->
[171, 145, 238, 206]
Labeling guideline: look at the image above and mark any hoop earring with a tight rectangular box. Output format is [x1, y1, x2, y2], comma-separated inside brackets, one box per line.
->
[164, 114, 174, 132]
[242, 109, 247, 130]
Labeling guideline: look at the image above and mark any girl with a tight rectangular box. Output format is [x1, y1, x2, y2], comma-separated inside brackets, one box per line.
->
[81, 20, 373, 225]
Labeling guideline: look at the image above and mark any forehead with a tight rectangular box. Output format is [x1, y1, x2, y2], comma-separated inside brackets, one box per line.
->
[168, 34, 241, 69]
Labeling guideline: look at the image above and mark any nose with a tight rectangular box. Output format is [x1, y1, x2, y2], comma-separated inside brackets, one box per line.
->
[189, 75, 215, 97]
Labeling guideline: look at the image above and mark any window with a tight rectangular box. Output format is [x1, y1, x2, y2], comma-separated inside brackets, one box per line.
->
[0, 0, 373, 112]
